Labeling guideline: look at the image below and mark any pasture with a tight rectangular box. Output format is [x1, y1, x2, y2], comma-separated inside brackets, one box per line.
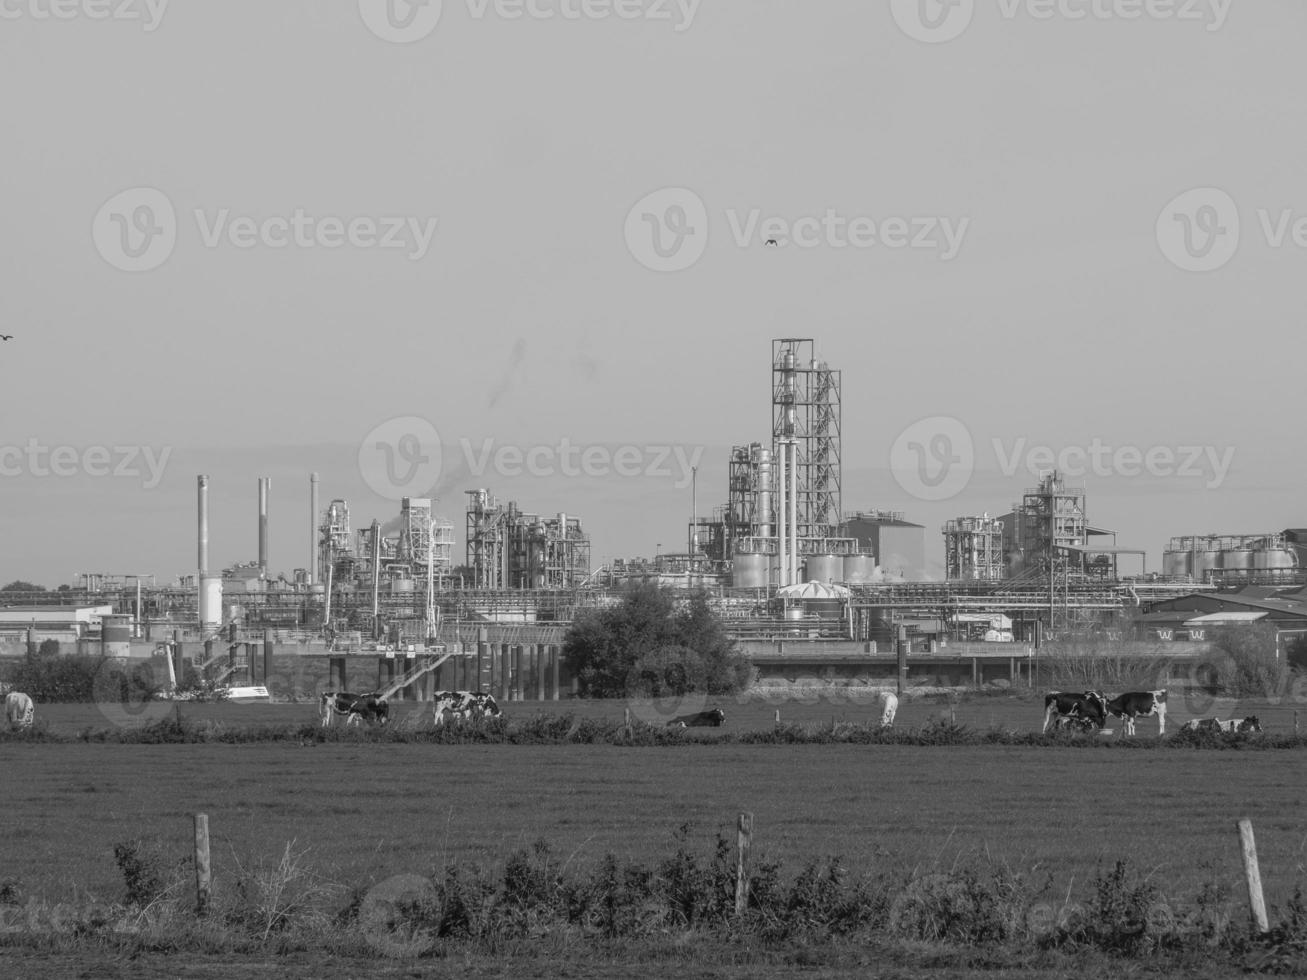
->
[3, 704, 1306, 914]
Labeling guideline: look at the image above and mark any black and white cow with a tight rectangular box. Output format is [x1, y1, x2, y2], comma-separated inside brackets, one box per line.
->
[5, 691, 34, 730]
[1105, 690, 1167, 736]
[666, 708, 725, 728]
[1183, 716, 1261, 734]
[1041, 691, 1106, 733]
[431, 691, 501, 728]
[319, 691, 389, 728]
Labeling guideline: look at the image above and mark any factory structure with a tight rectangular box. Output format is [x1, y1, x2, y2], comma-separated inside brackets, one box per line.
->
[2, 336, 1304, 677]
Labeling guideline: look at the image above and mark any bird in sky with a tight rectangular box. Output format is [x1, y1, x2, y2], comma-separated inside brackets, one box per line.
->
[0, 335, 12, 341]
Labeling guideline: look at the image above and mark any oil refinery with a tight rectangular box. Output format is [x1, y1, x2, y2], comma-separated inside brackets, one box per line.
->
[2, 336, 1304, 684]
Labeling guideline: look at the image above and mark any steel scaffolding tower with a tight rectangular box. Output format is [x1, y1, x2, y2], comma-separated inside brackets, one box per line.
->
[772, 339, 841, 542]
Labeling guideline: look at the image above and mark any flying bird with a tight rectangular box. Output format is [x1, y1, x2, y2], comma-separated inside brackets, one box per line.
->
[765, 240, 779, 248]
[0, 335, 12, 341]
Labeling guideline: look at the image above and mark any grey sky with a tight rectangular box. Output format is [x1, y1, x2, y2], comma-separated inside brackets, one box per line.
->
[2, 1, 1304, 584]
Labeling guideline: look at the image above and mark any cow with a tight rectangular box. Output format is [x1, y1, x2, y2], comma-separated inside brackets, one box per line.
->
[1183, 716, 1261, 734]
[319, 691, 389, 728]
[431, 691, 501, 728]
[5, 692, 34, 730]
[666, 708, 725, 729]
[1042, 691, 1107, 733]
[880, 692, 899, 729]
[1105, 690, 1167, 736]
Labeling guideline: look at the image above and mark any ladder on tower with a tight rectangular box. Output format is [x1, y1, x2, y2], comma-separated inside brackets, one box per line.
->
[376, 650, 456, 702]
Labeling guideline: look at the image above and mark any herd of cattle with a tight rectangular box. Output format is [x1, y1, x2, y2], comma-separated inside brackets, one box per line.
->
[0, 685, 1268, 737]
[1042, 689, 1262, 736]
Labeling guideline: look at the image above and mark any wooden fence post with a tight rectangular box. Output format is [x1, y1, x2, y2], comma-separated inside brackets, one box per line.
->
[194, 813, 211, 916]
[735, 811, 753, 916]
[1237, 818, 1269, 934]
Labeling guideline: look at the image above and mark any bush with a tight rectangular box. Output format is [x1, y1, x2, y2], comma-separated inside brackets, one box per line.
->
[1208, 624, 1291, 700]
[564, 585, 751, 699]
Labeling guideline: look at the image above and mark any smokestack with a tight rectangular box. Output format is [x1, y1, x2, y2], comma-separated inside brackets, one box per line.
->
[198, 475, 209, 576]
[309, 472, 319, 584]
[258, 477, 269, 572]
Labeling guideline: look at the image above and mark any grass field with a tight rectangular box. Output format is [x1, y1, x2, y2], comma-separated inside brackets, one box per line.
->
[4, 708, 1306, 913]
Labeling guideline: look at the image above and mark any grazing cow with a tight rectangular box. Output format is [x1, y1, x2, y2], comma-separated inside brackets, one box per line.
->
[880, 692, 899, 728]
[1183, 716, 1261, 734]
[1105, 690, 1167, 736]
[431, 691, 501, 728]
[319, 691, 389, 728]
[1042, 691, 1107, 733]
[666, 708, 725, 728]
[5, 691, 34, 730]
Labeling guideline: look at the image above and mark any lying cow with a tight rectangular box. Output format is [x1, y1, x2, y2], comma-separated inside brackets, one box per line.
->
[5, 691, 34, 730]
[431, 691, 501, 728]
[1183, 716, 1261, 734]
[667, 708, 725, 728]
[1106, 690, 1167, 736]
[1042, 691, 1106, 733]
[319, 691, 389, 728]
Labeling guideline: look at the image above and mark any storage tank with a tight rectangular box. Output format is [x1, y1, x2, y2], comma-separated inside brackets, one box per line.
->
[843, 554, 876, 584]
[389, 578, 415, 593]
[100, 613, 132, 657]
[803, 555, 844, 584]
[1191, 549, 1220, 583]
[731, 553, 770, 588]
[1266, 549, 1298, 570]
[1163, 551, 1190, 579]
[199, 574, 223, 629]
[1222, 550, 1253, 581]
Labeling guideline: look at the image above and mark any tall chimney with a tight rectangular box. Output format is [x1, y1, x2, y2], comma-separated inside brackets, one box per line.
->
[198, 475, 209, 576]
[309, 472, 320, 584]
[258, 477, 269, 572]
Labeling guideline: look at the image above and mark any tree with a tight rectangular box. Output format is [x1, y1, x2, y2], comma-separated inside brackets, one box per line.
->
[563, 583, 752, 698]
[1, 581, 46, 593]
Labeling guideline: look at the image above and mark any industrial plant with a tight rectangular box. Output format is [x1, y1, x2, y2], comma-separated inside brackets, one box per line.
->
[3, 336, 1304, 692]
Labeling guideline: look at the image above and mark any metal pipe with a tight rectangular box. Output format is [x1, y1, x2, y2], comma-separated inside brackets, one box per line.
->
[776, 443, 787, 588]
[371, 520, 382, 639]
[197, 475, 209, 576]
[258, 478, 269, 572]
[784, 444, 794, 588]
[309, 473, 320, 585]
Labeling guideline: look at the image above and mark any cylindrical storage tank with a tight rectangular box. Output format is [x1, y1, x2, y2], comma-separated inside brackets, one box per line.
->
[1163, 551, 1190, 578]
[1191, 550, 1219, 583]
[843, 554, 876, 584]
[1222, 550, 1253, 580]
[803, 555, 843, 584]
[731, 553, 770, 588]
[199, 575, 223, 629]
[1266, 549, 1297, 570]
[783, 607, 806, 621]
[389, 578, 415, 593]
[100, 613, 132, 657]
